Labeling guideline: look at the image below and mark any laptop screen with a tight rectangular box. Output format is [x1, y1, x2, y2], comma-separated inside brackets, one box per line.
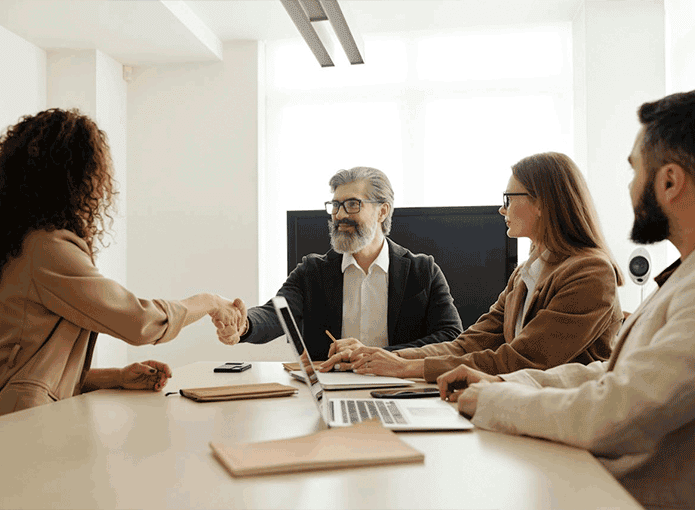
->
[272, 297, 325, 413]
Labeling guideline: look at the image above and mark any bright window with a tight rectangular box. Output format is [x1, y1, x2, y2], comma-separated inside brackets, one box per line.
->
[261, 25, 572, 300]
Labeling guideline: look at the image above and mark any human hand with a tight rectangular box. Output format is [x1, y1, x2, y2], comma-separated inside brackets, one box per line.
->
[457, 381, 491, 418]
[211, 297, 247, 345]
[351, 348, 423, 378]
[327, 337, 365, 358]
[119, 360, 172, 391]
[319, 345, 382, 372]
[436, 365, 502, 403]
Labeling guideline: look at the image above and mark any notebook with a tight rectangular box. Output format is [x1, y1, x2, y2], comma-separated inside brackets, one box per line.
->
[272, 296, 474, 431]
[179, 383, 297, 402]
[210, 418, 424, 477]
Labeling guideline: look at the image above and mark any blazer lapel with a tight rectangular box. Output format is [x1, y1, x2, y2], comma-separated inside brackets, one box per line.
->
[504, 277, 527, 336]
[387, 243, 409, 343]
[323, 254, 345, 336]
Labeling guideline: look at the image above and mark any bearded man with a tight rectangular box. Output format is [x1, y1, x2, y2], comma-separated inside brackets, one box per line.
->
[436, 91, 695, 510]
[229, 166, 462, 361]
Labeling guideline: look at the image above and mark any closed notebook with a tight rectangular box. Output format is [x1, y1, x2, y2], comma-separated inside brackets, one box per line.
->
[282, 362, 302, 372]
[179, 383, 297, 402]
[210, 418, 425, 476]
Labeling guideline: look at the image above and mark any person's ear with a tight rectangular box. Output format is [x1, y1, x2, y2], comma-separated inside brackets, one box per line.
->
[656, 163, 687, 203]
[378, 202, 389, 223]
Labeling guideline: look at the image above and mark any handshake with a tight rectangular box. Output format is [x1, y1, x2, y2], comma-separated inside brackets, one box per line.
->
[210, 297, 248, 345]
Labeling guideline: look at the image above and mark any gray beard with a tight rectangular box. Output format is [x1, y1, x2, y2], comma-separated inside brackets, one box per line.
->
[329, 218, 379, 254]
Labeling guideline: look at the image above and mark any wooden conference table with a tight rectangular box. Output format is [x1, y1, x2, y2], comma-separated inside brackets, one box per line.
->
[0, 361, 643, 510]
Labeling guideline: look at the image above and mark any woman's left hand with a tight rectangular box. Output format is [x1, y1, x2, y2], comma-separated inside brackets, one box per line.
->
[351, 349, 423, 379]
[119, 360, 172, 391]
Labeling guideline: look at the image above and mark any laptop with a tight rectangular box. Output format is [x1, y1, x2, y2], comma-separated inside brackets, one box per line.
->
[272, 296, 474, 431]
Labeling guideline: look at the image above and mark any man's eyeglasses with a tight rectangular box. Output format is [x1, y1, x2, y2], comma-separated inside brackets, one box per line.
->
[502, 192, 530, 209]
[325, 198, 381, 215]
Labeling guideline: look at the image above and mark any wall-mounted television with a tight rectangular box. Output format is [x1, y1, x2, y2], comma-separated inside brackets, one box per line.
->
[287, 206, 518, 329]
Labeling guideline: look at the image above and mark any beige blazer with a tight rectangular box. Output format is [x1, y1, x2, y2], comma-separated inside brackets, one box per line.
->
[0, 229, 187, 415]
[398, 248, 622, 382]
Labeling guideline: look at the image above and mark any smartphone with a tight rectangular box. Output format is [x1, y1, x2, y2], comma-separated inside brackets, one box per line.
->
[213, 362, 252, 373]
[370, 387, 440, 399]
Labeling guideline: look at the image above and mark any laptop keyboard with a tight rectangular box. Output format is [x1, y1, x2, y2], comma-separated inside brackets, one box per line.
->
[335, 399, 408, 425]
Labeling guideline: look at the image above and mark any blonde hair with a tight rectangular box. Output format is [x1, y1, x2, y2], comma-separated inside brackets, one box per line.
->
[512, 152, 623, 285]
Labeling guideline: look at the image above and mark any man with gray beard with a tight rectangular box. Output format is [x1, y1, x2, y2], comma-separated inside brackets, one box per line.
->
[227, 167, 462, 361]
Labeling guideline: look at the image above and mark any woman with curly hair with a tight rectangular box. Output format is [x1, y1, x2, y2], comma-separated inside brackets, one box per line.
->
[0, 108, 245, 415]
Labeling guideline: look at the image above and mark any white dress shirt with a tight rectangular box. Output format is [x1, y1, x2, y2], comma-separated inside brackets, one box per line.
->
[341, 240, 389, 347]
[514, 251, 545, 338]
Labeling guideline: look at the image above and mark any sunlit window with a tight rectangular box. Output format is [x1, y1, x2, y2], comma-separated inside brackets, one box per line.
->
[261, 24, 572, 299]
[417, 28, 568, 81]
[423, 95, 570, 207]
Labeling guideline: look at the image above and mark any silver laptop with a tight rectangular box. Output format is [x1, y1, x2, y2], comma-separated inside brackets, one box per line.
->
[272, 296, 474, 431]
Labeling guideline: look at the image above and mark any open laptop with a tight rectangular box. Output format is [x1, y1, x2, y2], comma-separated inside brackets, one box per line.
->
[273, 296, 474, 431]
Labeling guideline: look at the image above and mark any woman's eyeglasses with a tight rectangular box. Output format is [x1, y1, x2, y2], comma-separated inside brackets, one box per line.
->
[502, 192, 530, 209]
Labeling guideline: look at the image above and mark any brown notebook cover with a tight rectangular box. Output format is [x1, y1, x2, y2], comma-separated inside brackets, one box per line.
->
[282, 362, 301, 372]
[210, 418, 425, 476]
[179, 383, 297, 402]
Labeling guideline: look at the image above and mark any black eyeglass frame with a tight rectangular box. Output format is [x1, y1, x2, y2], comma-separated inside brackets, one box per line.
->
[324, 198, 382, 215]
[502, 192, 530, 209]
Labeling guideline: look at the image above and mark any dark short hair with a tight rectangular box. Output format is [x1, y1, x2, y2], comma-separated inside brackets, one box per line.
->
[328, 167, 394, 235]
[638, 90, 695, 177]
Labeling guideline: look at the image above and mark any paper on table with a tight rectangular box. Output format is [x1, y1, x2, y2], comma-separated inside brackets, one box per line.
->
[179, 383, 297, 402]
[210, 418, 425, 476]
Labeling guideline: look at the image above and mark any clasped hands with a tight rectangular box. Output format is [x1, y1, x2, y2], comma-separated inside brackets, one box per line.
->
[318, 338, 412, 377]
[210, 297, 248, 345]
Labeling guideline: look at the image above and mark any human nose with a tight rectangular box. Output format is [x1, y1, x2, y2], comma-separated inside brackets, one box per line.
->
[334, 203, 349, 219]
[499, 205, 506, 215]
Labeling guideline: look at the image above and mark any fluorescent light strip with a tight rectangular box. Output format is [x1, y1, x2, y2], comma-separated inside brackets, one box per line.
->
[280, 0, 334, 67]
[280, 0, 364, 67]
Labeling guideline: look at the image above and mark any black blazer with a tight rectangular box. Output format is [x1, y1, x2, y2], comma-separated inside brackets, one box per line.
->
[241, 238, 462, 361]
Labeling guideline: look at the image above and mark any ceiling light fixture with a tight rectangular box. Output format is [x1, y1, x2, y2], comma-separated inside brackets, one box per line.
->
[280, 0, 364, 67]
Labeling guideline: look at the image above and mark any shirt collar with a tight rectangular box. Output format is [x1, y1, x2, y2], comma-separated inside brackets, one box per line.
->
[654, 258, 681, 288]
[341, 239, 390, 275]
[520, 248, 544, 286]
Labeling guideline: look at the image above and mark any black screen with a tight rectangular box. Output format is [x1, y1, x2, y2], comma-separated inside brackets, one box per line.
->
[287, 206, 517, 330]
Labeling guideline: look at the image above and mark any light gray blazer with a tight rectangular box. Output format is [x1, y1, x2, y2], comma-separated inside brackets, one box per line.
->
[472, 250, 695, 510]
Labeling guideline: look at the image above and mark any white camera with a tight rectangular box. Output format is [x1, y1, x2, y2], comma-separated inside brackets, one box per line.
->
[628, 247, 651, 286]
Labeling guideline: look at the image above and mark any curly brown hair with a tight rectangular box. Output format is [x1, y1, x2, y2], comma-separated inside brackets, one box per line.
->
[0, 108, 117, 276]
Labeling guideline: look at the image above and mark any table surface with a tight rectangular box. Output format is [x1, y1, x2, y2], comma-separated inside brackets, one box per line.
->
[0, 361, 643, 510]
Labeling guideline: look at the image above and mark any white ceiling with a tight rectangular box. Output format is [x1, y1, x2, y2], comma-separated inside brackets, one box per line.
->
[0, 0, 607, 65]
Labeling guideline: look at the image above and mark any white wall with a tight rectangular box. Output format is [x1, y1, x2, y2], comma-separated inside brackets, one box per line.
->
[126, 41, 293, 368]
[574, 0, 667, 314]
[0, 25, 45, 130]
[665, 0, 695, 91]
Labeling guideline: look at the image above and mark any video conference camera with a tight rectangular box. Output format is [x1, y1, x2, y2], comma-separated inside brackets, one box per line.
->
[628, 247, 651, 286]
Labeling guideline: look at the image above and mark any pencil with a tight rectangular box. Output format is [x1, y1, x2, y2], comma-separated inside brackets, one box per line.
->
[325, 330, 338, 343]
